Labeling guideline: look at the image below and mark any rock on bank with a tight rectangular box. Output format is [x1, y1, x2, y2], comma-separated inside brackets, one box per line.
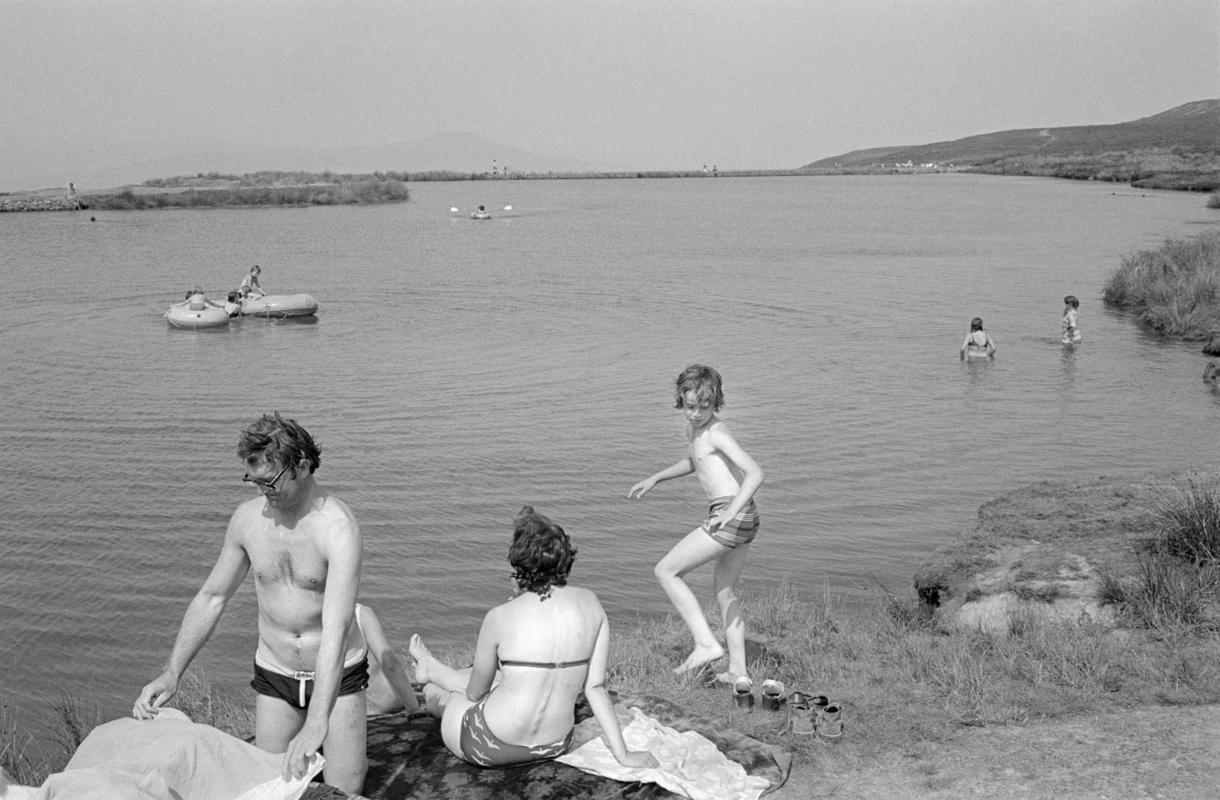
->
[913, 471, 1207, 635]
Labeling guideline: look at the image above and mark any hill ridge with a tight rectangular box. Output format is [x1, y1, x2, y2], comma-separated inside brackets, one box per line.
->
[804, 99, 1219, 190]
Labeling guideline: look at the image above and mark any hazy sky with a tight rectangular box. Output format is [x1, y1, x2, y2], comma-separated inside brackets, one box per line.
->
[2, 0, 1216, 190]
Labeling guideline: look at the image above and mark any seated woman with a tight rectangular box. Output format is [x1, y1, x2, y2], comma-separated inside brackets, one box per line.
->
[410, 507, 657, 770]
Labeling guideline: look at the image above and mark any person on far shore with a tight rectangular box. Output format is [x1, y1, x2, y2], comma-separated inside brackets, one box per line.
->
[409, 506, 657, 770]
[132, 412, 366, 793]
[239, 264, 264, 298]
[1062, 295, 1082, 344]
[627, 364, 764, 687]
[960, 317, 996, 359]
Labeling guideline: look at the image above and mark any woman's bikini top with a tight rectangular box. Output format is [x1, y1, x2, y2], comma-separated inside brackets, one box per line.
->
[967, 332, 989, 348]
[499, 656, 591, 670]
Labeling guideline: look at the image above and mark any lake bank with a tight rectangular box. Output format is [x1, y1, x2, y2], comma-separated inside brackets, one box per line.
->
[6, 469, 1220, 798]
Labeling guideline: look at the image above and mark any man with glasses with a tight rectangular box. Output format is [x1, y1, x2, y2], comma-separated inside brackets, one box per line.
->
[133, 412, 366, 793]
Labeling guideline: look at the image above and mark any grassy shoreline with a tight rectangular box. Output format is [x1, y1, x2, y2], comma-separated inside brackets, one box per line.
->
[6, 472, 1220, 790]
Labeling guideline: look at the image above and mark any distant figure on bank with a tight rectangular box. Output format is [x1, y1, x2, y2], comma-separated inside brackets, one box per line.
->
[132, 412, 366, 793]
[224, 291, 242, 318]
[960, 317, 996, 359]
[1062, 295, 1082, 344]
[628, 364, 764, 686]
[1204, 361, 1220, 388]
[409, 506, 656, 770]
[239, 264, 264, 298]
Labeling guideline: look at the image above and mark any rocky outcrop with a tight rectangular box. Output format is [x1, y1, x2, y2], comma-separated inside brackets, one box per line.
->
[913, 472, 1189, 635]
[0, 190, 85, 212]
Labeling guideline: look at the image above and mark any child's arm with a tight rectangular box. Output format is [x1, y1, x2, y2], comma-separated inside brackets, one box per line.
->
[627, 457, 694, 498]
[705, 428, 764, 530]
[360, 608, 420, 712]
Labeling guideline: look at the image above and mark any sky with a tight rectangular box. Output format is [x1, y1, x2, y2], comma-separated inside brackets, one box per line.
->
[2, 0, 1217, 191]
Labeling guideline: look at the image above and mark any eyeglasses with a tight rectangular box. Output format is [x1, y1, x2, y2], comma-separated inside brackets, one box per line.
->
[242, 462, 291, 491]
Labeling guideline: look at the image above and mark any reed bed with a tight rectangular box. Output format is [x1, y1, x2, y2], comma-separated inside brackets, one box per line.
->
[1102, 231, 1220, 339]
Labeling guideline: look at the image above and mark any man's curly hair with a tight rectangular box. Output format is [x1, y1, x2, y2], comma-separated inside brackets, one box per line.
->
[237, 411, 321, 475]
[509, 506, 576, 600]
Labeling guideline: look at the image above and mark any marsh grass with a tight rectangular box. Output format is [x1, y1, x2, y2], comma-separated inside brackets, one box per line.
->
[1154, 478, 1220, 563]
[1102, 231, 1220, 338]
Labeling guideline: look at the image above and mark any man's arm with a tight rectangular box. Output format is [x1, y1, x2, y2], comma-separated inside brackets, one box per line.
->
[133, 514, 250, 718]
[281, 508, 361, 780]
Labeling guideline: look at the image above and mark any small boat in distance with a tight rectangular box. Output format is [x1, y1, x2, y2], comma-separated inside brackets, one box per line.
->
[239, 292, 318, 318]
[165, 291, 230, 329]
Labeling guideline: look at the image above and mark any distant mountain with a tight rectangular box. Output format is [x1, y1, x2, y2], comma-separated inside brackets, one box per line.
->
[803, 100, 1219, 190]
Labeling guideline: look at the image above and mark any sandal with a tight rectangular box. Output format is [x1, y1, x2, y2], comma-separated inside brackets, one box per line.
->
[733, 677, 755, 710]
[760, 679, 785, 711]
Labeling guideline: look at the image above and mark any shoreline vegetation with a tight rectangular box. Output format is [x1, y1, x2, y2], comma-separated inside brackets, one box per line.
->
[1, 159, 1217, 213]
[5, 471, 1220, 795]
[1104, 230, 1220, 341]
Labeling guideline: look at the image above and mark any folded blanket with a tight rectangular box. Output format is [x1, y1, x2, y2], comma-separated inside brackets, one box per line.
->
[557, 706, 771, 800]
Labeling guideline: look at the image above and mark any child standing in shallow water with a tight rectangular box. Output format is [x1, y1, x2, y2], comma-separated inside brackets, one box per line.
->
[1062, 295, 1082, 344]
[628, 364, 765, 686]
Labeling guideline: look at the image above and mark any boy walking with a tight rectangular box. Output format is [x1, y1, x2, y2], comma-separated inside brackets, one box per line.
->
[628, 364, 764, 685]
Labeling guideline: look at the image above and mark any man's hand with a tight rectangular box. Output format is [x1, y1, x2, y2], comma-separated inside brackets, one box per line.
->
[132, 672, 178, 719]
[283, 718, 328, 781]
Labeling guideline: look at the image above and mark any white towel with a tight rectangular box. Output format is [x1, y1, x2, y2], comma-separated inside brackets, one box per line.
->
[557, 706, 771, 800]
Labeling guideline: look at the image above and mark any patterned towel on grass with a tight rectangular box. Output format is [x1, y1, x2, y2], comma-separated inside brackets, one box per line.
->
[345, 692, 791, 800]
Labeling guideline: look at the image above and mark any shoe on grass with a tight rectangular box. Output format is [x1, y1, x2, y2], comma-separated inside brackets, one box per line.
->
[815, 703, 844, 744]
[733, 677, 755, 710]
[760, 679, 785, 712]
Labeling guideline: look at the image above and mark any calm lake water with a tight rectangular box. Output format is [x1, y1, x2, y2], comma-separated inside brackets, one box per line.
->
[2, 174, 1218, 725]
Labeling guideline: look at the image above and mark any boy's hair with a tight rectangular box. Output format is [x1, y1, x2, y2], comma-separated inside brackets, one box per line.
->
[509, 505, 576, 600]
[237, 412, 321, 475]
[970, 317, 984, 331]
[674, 364, 724, 411]
[1064, 295, 1079, 308]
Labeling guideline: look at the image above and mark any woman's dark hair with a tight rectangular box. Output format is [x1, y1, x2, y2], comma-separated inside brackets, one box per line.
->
[509, 505, 576, 599]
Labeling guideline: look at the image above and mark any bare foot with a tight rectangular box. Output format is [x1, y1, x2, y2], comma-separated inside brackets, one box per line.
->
[408, 634, 435, 685]
[674, 643, 725, 675]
